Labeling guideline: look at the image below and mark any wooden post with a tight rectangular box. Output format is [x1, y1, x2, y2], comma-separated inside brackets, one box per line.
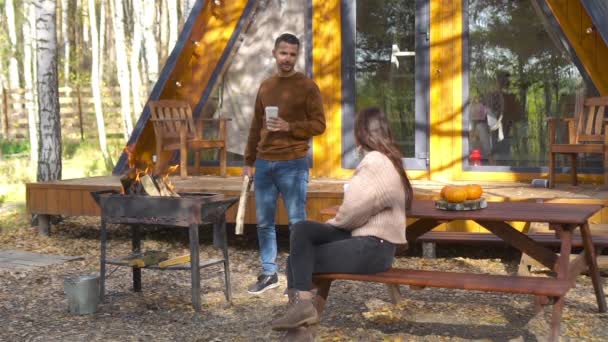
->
[38, 214, 51, 236]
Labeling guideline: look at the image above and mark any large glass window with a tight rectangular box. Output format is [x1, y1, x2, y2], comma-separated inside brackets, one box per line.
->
[466, 0, 589, 171]
[343, 0, 429, 169]
[356, 1, 416, 157]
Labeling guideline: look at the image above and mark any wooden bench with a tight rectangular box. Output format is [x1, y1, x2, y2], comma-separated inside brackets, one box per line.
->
[417, 230, 608, 275]
[418, 231, 608, 258]
[311, 269, 571, 336]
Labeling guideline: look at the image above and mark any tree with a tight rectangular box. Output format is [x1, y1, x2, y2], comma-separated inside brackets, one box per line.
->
[88, 0, 113, 170]
[167, 0, 178, 54]
[182, 0, 195, 21]
[130, 0, 143, 119]
[34, 0, 62, 186]
[110, 0, 133, 141]
[61, 0, 70, 84]
[5, 0, 21, 89]
[24, 0, 38, 165]
[142, 0, 159, 87]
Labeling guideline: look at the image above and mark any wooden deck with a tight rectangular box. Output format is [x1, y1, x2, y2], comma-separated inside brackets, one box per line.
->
[25, 176, 608, 229]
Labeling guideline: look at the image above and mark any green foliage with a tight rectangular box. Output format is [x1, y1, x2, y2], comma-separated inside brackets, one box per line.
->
[0, 139, 30, 155]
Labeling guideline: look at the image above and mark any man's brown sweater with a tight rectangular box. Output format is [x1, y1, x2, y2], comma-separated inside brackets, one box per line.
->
[244, 72, 326, 166]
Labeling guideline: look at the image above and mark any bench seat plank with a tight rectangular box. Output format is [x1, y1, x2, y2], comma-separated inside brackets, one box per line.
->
[313, 268, 571, 297]
[417, 232, 608, 247]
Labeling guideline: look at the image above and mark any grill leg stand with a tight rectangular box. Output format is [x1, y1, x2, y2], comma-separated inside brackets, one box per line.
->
[132, 225, 142, 292]
[215, 217, 232, 303]
[189, 224, 201, 312]
[99, 219, 107, 302]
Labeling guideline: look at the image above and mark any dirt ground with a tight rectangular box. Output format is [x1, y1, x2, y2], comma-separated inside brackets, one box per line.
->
[1, 217, 607, 341]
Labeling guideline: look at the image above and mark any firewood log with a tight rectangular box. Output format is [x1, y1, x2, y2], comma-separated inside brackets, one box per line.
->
[235, 175, 252, 235]
[158, 254, 191, 268]
[140, 175, 161, 196]
[125, 250, 169, 268]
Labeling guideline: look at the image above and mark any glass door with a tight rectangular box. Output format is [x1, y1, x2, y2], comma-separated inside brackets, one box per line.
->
[341, 0, 429, 169]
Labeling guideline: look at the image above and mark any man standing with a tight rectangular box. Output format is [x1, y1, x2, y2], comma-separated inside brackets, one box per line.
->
[243, 33, 326, 294]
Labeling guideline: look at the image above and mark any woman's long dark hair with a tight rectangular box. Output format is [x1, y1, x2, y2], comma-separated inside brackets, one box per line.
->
[355, 107, 413, 209]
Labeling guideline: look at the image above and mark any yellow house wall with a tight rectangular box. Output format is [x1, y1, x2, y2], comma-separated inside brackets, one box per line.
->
[140, 0, 608, 189]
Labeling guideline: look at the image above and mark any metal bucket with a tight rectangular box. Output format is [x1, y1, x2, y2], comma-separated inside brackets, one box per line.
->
[64, 274, 100, 315]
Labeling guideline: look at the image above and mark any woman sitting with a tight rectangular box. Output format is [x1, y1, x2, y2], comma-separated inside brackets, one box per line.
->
[271, 107, 413, 331]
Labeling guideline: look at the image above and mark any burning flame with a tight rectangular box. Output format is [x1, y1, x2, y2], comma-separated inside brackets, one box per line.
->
[120, 142, 182, 195]
[125, 144, 137, 169]
[163, 165, 180, 192]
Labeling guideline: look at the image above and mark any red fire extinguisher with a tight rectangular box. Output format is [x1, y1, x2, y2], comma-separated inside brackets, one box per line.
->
[469, 149, 482, 166]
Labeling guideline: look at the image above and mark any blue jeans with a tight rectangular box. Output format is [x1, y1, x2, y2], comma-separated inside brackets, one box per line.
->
[254, 157, 309, 275]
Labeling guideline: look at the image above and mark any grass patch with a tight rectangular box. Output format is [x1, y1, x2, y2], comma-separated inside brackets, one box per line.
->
[0, 203, 29, 231]
[0, 139, 30, 155]
[0, 138, 127, 204]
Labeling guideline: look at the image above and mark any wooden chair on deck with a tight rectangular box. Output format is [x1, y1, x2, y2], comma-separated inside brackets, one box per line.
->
[148, 100, 228, 178]
[547, 92, 608, 188]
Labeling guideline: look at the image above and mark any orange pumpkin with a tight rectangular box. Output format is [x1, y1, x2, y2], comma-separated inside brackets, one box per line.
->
[444, 186, 467, 203]
[464, 184, 483, 200]
[440, 185, 450, 199]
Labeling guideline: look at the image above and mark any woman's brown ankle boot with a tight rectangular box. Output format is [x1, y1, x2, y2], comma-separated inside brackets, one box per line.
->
[271, 290, 319, 331]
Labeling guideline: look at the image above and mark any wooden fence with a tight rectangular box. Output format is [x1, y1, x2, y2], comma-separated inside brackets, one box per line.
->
[0, 86, 146, 141]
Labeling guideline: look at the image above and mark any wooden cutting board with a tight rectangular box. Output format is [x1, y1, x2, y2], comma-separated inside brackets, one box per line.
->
[435, 197, 487, 211]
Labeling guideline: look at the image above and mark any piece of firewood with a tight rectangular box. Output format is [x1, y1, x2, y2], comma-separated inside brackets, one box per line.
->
[140, 175, 161, 196]
[153, 175, 180, 197]
[125, 250, 169, 268]
[235, 175, 252, 235]
[158, 254, 191, 268]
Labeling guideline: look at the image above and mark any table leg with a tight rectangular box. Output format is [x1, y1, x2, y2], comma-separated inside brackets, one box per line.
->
[548, 227, 572, 341]
[405, 218, 442, 243]
[189, 224, 201, 312]
[550, 296, 565, 342]
[132, 225, 142, 292]
[99, 219, 107, 302]
[312, 279, 333, 316]
[579, 222, 607, 312]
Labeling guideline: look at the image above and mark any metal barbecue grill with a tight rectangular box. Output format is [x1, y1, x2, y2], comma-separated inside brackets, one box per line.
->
[91, 190, 238, 312]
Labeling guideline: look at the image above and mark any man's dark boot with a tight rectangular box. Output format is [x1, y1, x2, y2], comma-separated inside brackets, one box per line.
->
[271, 290, 318, 330]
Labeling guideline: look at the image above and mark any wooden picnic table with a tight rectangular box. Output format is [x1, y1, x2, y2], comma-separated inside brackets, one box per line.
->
[319, 199, 606, 341]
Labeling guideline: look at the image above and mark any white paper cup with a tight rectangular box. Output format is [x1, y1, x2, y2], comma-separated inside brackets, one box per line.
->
[265, 106, 278, 120]
[265, 106, 279, 130]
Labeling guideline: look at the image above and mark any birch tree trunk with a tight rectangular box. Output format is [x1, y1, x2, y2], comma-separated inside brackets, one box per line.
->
[182, 0, 194, 20]
[130, 0, 144, 118]
[159, 0, 169, 62]
[98, 1, 106, 82]
[167, 0, 178, 54]
[61, 0, 70, 85]
[24, 0, 39, 165]
[143, 0, 159, 86]
[110, 0, 133, 141]
[5, 0, 21, 89]
[88, 0, 113, 170]
[34, 0, 62, 184]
